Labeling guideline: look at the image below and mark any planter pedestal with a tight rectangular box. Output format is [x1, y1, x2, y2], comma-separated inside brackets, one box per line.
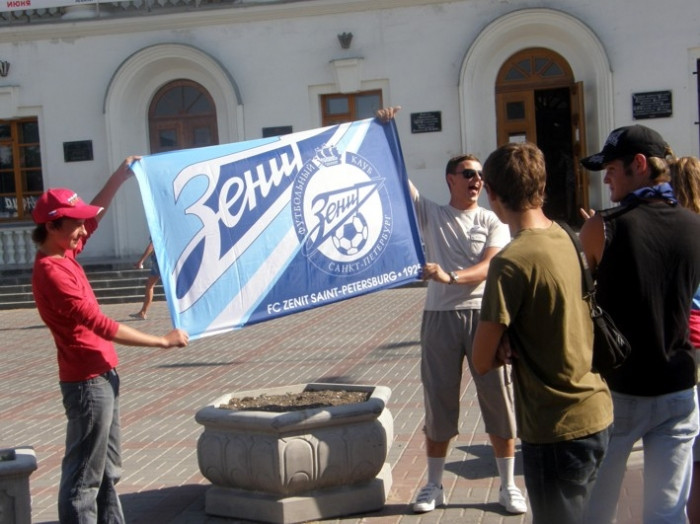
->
[0, 447, 37, 524]
[195, 383, 393, 524]
[205, 463, 391, 523]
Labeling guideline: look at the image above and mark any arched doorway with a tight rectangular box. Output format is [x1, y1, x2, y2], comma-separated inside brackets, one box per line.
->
[148, 79, 219, 153]
[495, 48, 588, 225]
[459, 8, 614, 216]
[103, 43, 242, 256]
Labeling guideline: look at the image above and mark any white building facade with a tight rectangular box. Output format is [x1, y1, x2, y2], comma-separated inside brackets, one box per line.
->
[1, 0, 699, 264]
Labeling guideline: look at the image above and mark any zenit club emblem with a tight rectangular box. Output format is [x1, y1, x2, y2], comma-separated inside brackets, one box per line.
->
[292, 144, 393, 276]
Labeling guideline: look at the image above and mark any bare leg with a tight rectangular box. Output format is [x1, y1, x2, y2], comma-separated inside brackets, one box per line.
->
[133, 276, 159, 319]
[489, 434, 515, 458]
[426, 437, 450, 458]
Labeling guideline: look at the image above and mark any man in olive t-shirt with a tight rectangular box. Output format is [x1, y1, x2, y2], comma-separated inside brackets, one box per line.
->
[473, 142, 612, 524]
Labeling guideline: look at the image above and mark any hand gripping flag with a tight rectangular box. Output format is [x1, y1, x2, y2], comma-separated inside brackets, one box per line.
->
[131, 118, 425, 339]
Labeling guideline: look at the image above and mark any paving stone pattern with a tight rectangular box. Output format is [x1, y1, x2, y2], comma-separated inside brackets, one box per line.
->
[1, 287, 642, 523]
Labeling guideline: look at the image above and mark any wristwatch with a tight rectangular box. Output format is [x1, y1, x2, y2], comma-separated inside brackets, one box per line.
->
[449, 271, 459, 285]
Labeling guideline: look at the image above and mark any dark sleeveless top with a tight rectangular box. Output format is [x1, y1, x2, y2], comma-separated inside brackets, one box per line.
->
[595, 201, 700, 396]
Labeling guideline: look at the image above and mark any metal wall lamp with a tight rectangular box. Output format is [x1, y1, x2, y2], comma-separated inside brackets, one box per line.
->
[337, 32, 353, 50]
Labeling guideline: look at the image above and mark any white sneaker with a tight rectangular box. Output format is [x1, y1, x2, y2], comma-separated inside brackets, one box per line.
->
[412, 483, 445, 513]
[499, 485, 527, 514]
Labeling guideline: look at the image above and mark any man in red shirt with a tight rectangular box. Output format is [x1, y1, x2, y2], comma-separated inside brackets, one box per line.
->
[31, 156, 188, 524]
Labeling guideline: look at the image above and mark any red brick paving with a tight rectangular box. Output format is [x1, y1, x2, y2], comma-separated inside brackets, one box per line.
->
[1, 286, 643, 523]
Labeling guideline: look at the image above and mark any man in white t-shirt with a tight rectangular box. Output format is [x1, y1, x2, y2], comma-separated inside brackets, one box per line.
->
[409, 153, 525, 514]
[377, 107, 525, 516]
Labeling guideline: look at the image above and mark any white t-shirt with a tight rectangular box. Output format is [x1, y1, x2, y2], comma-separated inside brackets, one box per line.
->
[413, 189, 510, 311]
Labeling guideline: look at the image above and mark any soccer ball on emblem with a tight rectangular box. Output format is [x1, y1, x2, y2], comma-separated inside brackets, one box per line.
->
[332, 213, 369, 256]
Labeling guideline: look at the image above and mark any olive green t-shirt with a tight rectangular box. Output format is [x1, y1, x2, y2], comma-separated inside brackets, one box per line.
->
[480, 222, 612, 443]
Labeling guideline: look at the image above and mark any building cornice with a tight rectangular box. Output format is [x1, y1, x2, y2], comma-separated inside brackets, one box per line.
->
[0, 0, 461, 43]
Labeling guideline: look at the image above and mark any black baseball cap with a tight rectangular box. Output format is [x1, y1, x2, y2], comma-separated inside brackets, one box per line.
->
[581, 125, 670, 171]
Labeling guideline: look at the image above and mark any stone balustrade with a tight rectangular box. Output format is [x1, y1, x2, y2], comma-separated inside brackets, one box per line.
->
[0, 225, 36, 266]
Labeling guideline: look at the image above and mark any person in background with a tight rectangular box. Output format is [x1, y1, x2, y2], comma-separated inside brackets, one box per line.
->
[376, 107, 527, 515]
[579, 126, 700, 523]
[473, 141, 612, 524]
[31, 157, 189, 524]
[671, 156, 700, 523]
[131, 240, 160, 320]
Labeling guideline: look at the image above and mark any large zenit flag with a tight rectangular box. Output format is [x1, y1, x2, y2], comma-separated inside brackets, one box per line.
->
[131, 118, 424, 340]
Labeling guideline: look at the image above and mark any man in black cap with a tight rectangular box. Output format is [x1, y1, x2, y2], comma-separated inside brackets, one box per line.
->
[579, 125, 700, 523]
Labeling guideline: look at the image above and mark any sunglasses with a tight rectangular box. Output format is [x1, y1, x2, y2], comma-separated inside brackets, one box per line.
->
[456, 168, 483, 180]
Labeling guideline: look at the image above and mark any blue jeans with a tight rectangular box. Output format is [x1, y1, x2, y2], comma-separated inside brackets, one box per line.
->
[585, 388, 698, 524]
[58, 369, 124, 524]
[522, 426, 611, 524]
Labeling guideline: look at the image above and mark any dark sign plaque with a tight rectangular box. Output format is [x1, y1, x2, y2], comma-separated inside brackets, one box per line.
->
[262, 126, 293, 138]
[632, 90, 672, 120]
[410, 111, 442, 134]
[63, 140, 94, 162]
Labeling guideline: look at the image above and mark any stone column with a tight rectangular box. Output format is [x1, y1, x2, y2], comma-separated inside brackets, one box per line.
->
[0, 447, 38, 524]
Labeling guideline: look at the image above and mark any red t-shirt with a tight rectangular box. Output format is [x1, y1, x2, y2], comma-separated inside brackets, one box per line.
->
[32, 219, 120, 382]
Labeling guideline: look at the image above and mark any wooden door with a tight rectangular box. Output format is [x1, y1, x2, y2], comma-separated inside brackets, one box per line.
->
[496, 90, 537, 145]
[570, 81, 589, 213]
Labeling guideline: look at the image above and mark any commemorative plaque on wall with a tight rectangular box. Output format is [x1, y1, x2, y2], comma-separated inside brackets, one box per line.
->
[63, 140, 94, 162]
[632, 90, 672, 120]
[410, 111, 442, 134]
[262, 126, 293, 138]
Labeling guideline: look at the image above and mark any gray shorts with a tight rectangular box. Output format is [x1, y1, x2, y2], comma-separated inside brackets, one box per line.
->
[421, 309, 517, 442]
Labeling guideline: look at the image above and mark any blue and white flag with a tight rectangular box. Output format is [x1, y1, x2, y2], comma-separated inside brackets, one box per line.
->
[131, 118, 424, 339]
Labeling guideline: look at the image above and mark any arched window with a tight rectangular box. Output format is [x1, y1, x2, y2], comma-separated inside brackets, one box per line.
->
[496, 48, 574, 93]
[148, 80, 219, 153]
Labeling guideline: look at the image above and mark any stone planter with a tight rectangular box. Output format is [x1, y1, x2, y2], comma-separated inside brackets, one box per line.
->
[0, 447, 37, 524]
[195, 383, 393, 524]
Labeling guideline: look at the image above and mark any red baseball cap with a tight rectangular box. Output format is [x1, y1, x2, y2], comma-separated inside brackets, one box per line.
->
[32, 188, 103, 224]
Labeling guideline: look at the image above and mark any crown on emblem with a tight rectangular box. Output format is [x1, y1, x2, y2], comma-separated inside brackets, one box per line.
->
[315, 145, 341, 167]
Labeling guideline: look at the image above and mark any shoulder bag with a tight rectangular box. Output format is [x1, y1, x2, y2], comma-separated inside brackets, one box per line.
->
[558, 221, 631, 376]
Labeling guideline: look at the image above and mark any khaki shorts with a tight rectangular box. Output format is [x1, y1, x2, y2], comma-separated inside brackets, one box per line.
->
[421, 309, 517, 442]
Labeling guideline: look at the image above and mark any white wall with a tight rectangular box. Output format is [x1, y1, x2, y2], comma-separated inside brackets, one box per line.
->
[1, 0, 698, 259]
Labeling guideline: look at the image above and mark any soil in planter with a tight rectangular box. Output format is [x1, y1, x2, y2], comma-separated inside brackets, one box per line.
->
[220, 389, 371, 412]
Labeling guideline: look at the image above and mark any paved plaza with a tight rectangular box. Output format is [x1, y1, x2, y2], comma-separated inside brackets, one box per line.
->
[1, 286, 642, 523]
